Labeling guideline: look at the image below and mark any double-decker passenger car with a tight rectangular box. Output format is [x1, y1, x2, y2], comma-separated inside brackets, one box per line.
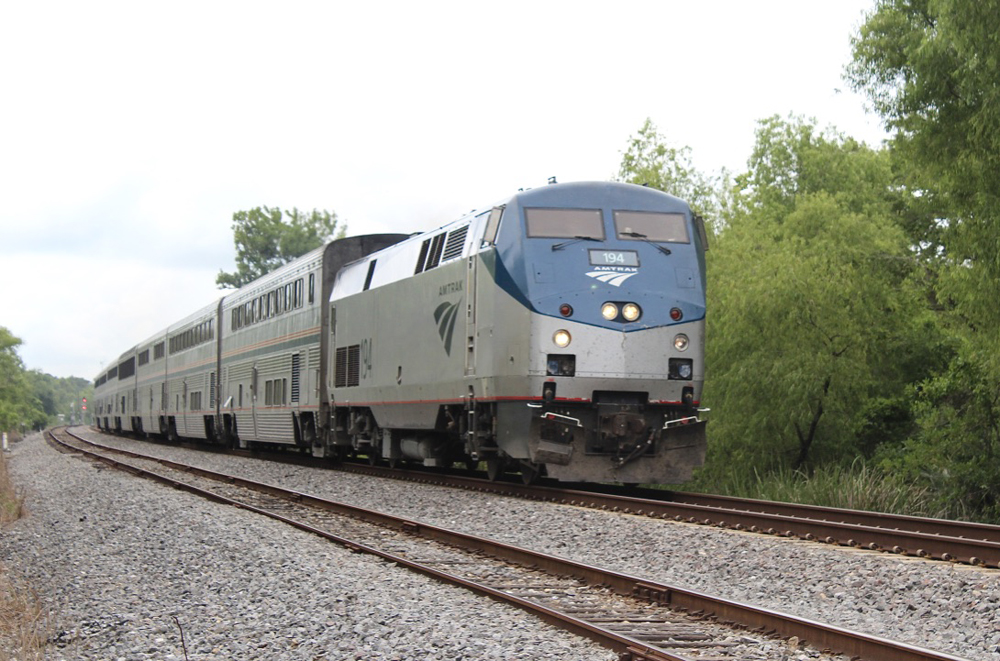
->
[218, 236, 406, 451]
[95, 347, 138, 434]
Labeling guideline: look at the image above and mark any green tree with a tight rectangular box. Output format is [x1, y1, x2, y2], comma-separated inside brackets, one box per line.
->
[217, 207, 346, 288]
[850, 0, 1000, 520]
[736, 115, 898, 219]
[616, 118, 731, 227]
[850, 0, 1000, 344]
[25, 371, 93, 426]
[702, 116, 941, 476]
[0, 328, 46, 434]
[886, 349, 1000, 520]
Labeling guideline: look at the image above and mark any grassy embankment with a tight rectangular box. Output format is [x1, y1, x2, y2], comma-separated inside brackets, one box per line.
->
[1, 444, 47, 661]
[688, 460, 950, 520]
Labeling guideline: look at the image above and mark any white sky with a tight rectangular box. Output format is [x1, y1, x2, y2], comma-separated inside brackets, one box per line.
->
[0, 0, 885, 380]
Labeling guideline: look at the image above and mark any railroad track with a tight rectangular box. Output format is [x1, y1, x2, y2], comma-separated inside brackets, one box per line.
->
[51, 427, 971, 661]
[81, 426, 1000, 568]
[338, 462, 1000, 569]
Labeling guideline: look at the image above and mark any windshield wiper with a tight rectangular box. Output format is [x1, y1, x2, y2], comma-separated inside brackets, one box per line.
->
[551, 236, 601, 251]
[620, 231, 672, 256]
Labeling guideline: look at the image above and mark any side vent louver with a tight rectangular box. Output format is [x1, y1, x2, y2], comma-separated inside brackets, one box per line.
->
[442, 225, 468, 261]
[414, 224, 470, 274]
[426, 233, 446, 270]
[414, 240, 430, 274]
[335, 345, 361, 388]
[335, 347, 347, 388]
[291, 354, 301, 402]
[363, 259, 377, 291]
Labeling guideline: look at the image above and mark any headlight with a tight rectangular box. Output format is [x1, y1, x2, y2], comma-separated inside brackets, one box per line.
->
[601, 303, 618, 320]
[553, 330, 572, 348]
[622, 303, 641, 321]
[674, 334, 689, 351]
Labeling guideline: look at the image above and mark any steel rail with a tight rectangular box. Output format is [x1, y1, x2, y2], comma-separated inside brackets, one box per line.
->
[47, 431, 685, 661]
[80, 426, 1000, 567]
[338, 462, 1000, 568]
[53, 428, 972, 661]
[115, 428, 1000, 561]
[659, 490, 1000, 543]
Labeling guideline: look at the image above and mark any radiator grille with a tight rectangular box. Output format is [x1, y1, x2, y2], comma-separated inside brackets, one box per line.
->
[347, 345, 360, 387]
[335, 345, 361, 388]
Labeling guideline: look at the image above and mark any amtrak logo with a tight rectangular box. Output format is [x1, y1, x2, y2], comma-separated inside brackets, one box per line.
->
[586, 269, 638, 287]
[434, 299, 462, 356]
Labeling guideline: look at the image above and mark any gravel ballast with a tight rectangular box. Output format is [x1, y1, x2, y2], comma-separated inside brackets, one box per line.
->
[5, 429, 1000, 660]
[1, 433, 614, 660]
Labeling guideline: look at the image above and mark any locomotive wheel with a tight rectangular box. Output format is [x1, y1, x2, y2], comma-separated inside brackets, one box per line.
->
[486, 457, 503, 481]
[520, 463, 539, 485]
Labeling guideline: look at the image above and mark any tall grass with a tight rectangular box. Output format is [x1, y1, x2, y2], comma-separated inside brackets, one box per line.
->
[1, 447, 48, 660]
[0, 570, 48, 661]
[690, 460, 950, 519]
[0, 451, 25, 524]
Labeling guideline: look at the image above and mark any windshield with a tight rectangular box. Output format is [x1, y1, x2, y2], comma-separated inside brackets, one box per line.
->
[614, 211, 689, 243]
[525, 208, 605, 239]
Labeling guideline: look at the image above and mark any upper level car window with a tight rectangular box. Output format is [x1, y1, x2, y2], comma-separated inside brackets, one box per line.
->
[614, 211, 689, 243]
[525, 208, 604, 239]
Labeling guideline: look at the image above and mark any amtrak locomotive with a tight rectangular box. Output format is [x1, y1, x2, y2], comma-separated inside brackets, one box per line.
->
[94, 181, 708, 483]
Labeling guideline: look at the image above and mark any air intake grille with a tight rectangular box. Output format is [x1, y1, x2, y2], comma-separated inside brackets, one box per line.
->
[442, 225, 468, 261]
[335, 345, 361, 388]
[291, 354, 301, 402]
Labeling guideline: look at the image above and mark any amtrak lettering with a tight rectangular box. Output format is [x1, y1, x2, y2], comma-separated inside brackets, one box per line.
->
[439, 280, 463, 296]
[589, 265, 638, 273]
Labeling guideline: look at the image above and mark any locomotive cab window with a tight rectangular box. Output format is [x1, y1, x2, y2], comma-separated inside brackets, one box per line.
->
[614, 211, 689, 243]
[525, 208, 604, 239]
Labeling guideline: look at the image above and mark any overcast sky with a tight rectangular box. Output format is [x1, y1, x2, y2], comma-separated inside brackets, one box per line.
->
[1, 1, 885, 380]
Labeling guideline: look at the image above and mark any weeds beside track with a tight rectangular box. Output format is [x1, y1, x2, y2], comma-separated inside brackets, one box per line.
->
[1, 441, 48, 661]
